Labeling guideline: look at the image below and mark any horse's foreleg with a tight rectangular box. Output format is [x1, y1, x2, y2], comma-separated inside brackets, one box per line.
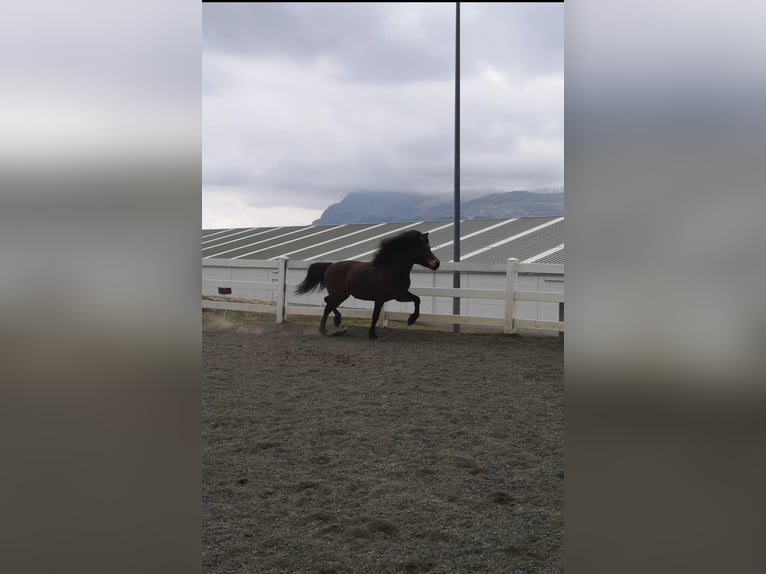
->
[396, 291, 421, 326]
[369, 300, 384, 339]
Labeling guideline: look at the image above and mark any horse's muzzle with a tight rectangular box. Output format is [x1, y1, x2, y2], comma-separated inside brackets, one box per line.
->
[427, 256, 440, 270]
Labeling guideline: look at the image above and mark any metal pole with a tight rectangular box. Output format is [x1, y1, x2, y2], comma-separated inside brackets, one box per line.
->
[452, 1, 461, 332]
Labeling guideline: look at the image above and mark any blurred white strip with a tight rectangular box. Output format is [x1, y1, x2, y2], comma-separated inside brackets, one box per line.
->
[429, 218, 518, 256]
[233, 225, 347, 259]
[205, 226, 312, 258]
[311, 222, 425, 261]
[269, 223, 387, 260]
[202, 227, 279, 249]
[523, 243, 564, 263]
[201, 228, 236, 240]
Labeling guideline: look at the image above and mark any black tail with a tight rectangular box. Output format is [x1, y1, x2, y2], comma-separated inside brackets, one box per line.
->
[294, 262, 333, 295]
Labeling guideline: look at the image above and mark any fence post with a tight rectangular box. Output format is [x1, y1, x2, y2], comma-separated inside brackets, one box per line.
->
[504, 258, 518, 334]
[558, 301, 564, 339]
[276, 256, 288, 323]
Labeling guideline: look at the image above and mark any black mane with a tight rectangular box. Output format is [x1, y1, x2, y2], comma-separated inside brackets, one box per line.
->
[372, 230, 422, 265]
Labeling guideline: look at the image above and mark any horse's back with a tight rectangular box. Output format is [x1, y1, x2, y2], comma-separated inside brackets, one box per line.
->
[324, 260, 365, 299]
[329, 260, 410, 302]
[327, 260, 365, 277]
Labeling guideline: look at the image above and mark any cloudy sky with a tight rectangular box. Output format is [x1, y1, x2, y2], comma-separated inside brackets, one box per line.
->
[202, 2, 563, 228]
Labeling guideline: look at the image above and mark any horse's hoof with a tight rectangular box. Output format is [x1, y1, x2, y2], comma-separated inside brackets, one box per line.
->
[333, 317, 342, 327]
[368, 333, 378, 340]
[407, 316, 418, 326]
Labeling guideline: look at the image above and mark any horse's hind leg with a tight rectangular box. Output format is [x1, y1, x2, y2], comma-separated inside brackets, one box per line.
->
[396, 291, 421, 326]
[369, 300, 384, 339]
[319, 303, 333, 335]
[321, 295, 344, 334]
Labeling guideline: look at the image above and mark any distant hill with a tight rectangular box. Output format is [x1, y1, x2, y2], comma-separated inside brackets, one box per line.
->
[312, 190, 564, 224]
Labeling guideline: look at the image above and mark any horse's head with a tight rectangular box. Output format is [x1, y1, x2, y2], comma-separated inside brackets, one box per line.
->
[412, 232, 440, 270]
[373, 230, 440, 270]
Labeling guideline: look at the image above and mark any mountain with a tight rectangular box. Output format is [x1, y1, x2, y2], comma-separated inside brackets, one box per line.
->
[312, 190, 564, 224]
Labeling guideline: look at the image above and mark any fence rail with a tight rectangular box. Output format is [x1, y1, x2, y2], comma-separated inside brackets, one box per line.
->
[202, 257, 564, 334]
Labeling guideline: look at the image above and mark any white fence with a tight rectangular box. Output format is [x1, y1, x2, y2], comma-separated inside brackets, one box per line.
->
[202, 258, 564, 334]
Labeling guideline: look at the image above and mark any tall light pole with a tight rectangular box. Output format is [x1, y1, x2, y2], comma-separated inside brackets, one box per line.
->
[452, 1, 461, 332]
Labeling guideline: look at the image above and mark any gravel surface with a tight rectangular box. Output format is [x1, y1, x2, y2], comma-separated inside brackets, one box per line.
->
[203, 314, 563, 573]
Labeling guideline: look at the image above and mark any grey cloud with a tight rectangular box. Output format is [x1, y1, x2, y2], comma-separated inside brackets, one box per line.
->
[462, 3, 563, 78]
[203, 3, 562, 85]
[203, 3, 563, 219]
[204, 3, 454, 84]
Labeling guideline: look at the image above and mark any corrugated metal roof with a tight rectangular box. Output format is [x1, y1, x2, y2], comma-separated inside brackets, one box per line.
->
[202, 217, 564, 264]
[468, 219, 564, 263]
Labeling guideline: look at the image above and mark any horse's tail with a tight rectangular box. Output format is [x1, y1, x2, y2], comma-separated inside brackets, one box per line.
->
[294, 262, 333, 295]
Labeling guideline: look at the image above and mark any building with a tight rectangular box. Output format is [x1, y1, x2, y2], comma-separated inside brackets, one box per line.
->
[202, 217, 564, 330]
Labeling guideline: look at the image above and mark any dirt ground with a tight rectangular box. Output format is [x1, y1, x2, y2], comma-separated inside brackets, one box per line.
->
[202, 312, 563, 574]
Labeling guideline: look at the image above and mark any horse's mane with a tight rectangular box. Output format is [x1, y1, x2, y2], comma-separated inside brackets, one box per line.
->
[372, 230, 422, 265]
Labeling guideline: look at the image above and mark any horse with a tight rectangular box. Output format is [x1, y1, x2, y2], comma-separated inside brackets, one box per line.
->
[294, 229, 441, 339]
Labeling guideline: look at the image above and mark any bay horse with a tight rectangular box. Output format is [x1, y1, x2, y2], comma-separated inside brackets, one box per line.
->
[295, 229, 440, 339]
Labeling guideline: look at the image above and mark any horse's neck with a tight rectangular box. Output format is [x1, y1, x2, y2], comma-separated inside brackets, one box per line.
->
[378, 257, 414, 277]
